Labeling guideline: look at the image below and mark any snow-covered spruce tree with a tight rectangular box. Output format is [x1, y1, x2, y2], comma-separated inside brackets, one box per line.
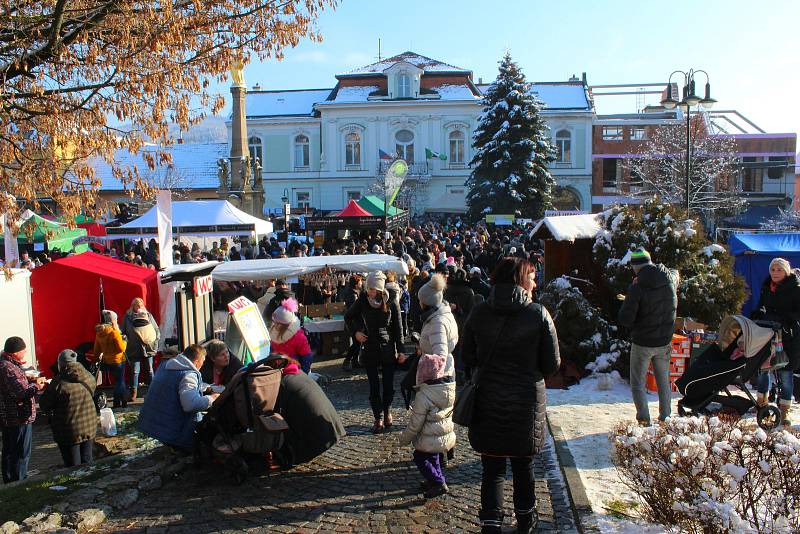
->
[593, 198, 746, 328]
[466, 52, 556, 221]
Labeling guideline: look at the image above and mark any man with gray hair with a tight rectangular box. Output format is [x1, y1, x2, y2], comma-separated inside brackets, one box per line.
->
[618, 248, 679, 426]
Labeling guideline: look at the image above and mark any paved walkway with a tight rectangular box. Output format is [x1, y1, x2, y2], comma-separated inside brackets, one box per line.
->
[98, 359, 577, 533]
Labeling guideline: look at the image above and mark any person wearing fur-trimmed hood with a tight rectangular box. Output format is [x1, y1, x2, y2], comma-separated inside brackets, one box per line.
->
[270, 298, 313, 374]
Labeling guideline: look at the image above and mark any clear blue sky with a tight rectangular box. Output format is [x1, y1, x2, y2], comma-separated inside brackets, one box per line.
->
[218, 0, 799, 141]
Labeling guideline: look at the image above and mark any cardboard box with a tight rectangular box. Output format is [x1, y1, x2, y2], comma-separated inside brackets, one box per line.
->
[674, 317, 708, 333]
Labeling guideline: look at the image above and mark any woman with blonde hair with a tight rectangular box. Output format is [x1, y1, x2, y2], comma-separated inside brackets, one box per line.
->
[93, 310, 127, 408]
[120, 298, 160, 401]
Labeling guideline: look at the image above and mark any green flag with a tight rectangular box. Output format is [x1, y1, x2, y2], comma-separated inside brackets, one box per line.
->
[425, 148, 447, 161]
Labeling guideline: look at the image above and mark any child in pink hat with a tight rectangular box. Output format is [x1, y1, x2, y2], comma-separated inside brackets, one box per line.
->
[398, 353, 456, 499]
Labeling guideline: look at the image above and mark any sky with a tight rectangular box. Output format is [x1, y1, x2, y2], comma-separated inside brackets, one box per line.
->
[209, 0, 799, 143]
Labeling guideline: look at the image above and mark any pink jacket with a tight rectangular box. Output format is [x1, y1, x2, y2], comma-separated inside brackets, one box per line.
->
[270, 320, 311, 360]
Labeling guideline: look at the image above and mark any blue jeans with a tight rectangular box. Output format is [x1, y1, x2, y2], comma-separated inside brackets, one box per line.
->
[130, 357, 154, 392]
[102, 362, 127, 403]
[757, 368, 795, 402]
[629, 342, 672, 423]
[2, 424, 32, 483]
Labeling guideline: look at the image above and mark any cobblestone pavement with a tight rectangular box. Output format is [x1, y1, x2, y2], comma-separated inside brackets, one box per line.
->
[98, 359, 577, 533]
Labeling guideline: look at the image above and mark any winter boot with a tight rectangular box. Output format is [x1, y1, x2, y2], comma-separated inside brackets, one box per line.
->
[383, 410, 393, 430]
[756, 392, 769, 409]
[478, 510, 504, 534]
[779, 399, 792, 426]
[423, 482, 448, 499]
[515, 507, 539, 534]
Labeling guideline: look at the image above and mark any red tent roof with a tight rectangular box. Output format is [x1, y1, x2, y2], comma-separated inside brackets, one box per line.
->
[30, 252, 160, 376]
[337, 199, 373, 217]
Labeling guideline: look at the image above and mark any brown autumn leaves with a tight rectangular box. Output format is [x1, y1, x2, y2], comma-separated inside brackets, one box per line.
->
[0, 0, 336, 229]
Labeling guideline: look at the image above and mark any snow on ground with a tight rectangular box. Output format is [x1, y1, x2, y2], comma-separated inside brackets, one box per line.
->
[547, 371, 800, 533]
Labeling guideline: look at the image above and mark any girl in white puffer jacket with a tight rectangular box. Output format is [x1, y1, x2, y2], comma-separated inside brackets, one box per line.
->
[398, 353, 456, 499]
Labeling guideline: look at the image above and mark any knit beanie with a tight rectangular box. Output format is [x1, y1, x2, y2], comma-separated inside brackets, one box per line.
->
[272, 298, 299, 325]
[57, 349, 78, 370]
[769, 257, 792, 277]
[629, 247, 652, 267]
[416, 353, 446, 385]
[418, 273, 446, 307]
[3, 336, 26, 354]
[366, 271, 386, 292]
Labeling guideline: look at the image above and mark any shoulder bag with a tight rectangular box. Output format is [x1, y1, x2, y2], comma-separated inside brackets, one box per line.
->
[452, 316, 507, 427]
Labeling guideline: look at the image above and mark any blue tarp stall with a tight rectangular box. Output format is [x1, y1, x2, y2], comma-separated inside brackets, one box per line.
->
[728, 233, 800, 316]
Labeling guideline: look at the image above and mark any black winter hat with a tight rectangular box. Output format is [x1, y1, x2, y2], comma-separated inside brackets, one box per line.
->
[3, 336, 26, 354]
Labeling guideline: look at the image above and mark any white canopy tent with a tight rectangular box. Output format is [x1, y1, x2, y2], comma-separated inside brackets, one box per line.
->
[105, 200, 273, 239]
[213, 254, 409, 281]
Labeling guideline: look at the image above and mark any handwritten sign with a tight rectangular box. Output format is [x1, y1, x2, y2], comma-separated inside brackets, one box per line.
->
[226, 296, 270, 361]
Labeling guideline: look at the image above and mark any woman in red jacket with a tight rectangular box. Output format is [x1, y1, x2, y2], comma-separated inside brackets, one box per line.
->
[269, 299, 313, 374]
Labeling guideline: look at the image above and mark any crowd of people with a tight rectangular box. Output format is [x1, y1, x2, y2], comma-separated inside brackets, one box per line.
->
[3, 214, 799, 534]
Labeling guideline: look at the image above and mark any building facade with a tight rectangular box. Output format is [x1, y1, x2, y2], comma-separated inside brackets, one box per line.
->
[234, 52, 594, 215]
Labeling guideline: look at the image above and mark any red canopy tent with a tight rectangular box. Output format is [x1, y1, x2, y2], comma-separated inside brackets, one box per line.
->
[30, 252, 160, 375]
[337, 199, 373, 217]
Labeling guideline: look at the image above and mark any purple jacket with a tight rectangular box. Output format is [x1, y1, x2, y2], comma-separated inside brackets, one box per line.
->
[0, 353, 37, 427]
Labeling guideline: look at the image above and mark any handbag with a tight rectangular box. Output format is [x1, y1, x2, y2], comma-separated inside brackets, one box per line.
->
[452, 316, 507, 427]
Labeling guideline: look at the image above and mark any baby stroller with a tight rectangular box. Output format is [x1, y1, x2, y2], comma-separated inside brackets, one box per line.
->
[675, 315, 786, 430]
[194, 358, 289, 484]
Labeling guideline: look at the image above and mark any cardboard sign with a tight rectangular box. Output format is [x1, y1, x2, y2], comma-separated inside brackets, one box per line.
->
[227, 296, 270, 361]
[193, 274, 213, 297]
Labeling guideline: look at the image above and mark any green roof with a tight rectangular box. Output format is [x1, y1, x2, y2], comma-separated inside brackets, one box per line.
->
[357, 195, 403, 217]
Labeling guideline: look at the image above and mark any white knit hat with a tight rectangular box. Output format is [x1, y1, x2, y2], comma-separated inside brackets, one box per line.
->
[770, 257, 792, 276]
[366, 271, 386, 292]
[418, 273, 446, 307]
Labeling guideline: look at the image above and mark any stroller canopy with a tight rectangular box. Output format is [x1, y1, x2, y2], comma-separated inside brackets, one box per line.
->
[718, 315, 774, 358]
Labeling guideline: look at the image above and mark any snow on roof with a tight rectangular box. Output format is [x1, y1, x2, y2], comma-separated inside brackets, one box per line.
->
[477, 82, 592, 111]
[88, 142, 228, 191]
[245, 89, 332, 117]
[341, 51, 469, 77]
[530, 213, 602, 242]
[434, 84, 478, 100]
[329, 85, 380, 103]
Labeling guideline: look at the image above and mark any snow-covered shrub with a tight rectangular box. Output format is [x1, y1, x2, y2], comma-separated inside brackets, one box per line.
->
[540, 276, 625, 372]
[612, 416, 800, 533]
[593, 198, 746, 328]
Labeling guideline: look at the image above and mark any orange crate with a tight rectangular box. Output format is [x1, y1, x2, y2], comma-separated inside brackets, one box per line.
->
[646, 370, 682, 393]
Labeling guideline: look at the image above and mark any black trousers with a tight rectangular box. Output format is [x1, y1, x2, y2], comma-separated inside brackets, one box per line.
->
[363, 360, 396, 419]
[480, 455, 536, 520]
[58, 440, 93, 467]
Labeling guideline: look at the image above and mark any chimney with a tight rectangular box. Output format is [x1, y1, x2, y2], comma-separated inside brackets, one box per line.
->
[253, 83, 262, 91]
[568, 74, 579, 82]
[478, 77, 483, 84]
[582, 72, 587, 84]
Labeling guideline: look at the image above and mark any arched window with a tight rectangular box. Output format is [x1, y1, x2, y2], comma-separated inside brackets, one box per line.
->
[555, 129, 571, 163]
[248, 136, 262, 173]
[294, 134, 309, 168]
[398, 74, 411, 98]
[552, 186, 581, 211]
[345, 132, 361, 167]
[448, 130, 465, 165]
[395, 129, 414, 162]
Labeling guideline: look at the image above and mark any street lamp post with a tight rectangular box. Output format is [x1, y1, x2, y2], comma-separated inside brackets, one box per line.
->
[660, 69, 717, 213]
[281, 188, 290, 240]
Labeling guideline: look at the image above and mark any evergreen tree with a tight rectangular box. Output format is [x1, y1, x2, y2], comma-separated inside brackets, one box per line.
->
[466, 52, 556, 220]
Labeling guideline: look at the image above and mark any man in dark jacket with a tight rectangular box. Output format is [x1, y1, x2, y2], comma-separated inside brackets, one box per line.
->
[264, 280, 294, 325]
[468, 267, 490, 299]
[617, 248, 679, 425]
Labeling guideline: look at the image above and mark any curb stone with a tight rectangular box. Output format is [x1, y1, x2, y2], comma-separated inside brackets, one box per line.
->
[547, 415, 595, 534]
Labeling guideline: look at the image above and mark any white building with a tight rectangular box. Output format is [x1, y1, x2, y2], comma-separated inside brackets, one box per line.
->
[237, 52, 595, 214]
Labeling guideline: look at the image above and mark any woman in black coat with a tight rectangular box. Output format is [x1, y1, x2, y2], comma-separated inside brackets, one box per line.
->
[461, 257, 560, 534]
[751, 257, 800, 426]
[344, 271, 404, 434]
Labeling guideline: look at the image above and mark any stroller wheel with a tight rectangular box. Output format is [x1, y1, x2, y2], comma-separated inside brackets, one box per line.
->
[225, 455, 249, 485]
[757, 405, 782, 431]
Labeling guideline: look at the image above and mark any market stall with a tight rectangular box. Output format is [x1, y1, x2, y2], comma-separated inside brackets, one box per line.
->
[729, 232, 800, 316]
[0, 210, 89, 258]
[30, 252, 160, 376]
[529, 213, 602, 285]
[105, 199, 273, 240]
[213, 254, 408, 359]
[0, 269, 37, 370]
